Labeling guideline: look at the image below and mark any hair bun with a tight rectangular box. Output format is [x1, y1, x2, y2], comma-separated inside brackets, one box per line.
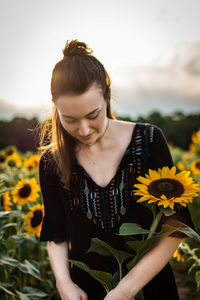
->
[62, 40, 93, 57]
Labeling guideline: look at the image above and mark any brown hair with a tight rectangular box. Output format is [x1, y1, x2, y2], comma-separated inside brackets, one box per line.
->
[38, 40, 116, 189]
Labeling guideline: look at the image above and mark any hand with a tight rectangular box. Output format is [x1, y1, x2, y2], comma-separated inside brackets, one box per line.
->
[56, 281, 88, 300]
[104, 286, 133, 300]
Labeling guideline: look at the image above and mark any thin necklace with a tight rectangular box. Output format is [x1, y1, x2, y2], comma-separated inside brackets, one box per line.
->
[84, 118, 110, 165]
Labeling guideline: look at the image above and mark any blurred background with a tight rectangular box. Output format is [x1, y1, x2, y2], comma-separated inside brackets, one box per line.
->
[0, 0, 200, 152]
[0, 1, 200, 299]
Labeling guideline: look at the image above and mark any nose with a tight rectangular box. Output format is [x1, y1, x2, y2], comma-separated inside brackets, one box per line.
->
[78, 120, 91, 137]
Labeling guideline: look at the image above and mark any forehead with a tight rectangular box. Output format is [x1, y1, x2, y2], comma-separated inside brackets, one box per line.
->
[55, 85, 105, 117]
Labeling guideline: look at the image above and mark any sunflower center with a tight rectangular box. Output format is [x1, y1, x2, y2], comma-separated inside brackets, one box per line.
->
[8, 159, 16, 167]
[7, 150, 14, 155]
[19, 184, 31, 198]
[31, 210, 43, 227]
[195, 162, 200, 169]
[0, 155, 6, 163]
[148, 178, 184, 199]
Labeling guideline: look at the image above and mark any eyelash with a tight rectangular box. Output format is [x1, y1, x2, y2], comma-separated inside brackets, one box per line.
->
[88, 113, 99, 120]
[64, 113, 99, 124]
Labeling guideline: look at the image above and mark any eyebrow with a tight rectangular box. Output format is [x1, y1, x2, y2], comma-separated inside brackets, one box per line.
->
[62, 107, 100, 119]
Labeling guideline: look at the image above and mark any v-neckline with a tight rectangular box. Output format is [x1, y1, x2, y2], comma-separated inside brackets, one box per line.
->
[75, 123, 138, 189]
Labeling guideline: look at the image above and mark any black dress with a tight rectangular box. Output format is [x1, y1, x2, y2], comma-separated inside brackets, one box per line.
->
[39, 123, 194, 300]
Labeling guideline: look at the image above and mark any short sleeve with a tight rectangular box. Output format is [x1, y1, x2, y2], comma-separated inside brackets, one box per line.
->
[39, 153, 69, 242]
[146, 125, 195, 237]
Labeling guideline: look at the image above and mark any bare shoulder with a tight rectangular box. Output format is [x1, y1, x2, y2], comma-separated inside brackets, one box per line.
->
[111, 119, 136, 134]
[110, 119, 136, 144]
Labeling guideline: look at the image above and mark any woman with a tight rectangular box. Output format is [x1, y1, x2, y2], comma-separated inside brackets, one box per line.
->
[39, 40, 194, 300]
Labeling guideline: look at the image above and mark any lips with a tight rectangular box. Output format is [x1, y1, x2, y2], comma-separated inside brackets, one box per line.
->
[81, 132, 94, 140]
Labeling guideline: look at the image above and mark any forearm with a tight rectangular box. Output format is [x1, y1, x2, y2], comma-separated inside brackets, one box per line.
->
[118, 236, 183, 298]
[47, 241, 72, 286]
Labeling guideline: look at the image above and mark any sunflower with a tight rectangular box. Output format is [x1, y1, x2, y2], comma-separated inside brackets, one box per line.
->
[11, 178, 40, 205]
[133, 166, 200, 209]
[190, 161, 200, 176]
[1, 192, 12, 211]
[183, 154, 191, 162]
[5, 146, 17, 157]
[192, 130, 200, 145]
[5, 152, 22, 168]
[173, 249, 184, 262]
[177, 161, 185, 171]
[189, 143, 196, 154]
[24, 204, 44, 237]
[23, 154, 40, 171]
[0, 152, 6, 164]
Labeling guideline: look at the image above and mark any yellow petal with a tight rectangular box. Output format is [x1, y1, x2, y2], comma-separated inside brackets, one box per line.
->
[137, 176, 151, 185]
[161, 166, 169, 178]
[149, 169, 160, 180]
[169, 166, 176, 177]
[160, 194, 167, 200]
[137, 195, 151, 202]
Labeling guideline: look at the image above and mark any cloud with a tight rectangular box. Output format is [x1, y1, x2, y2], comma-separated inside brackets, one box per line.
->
[114, 41, 200, 100]
[0, 98, 50, 120]
[0, 98, 18, 113]
[111, 41, 200, 117]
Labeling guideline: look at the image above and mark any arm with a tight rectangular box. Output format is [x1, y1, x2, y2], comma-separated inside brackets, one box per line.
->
[104, 236, 183, 300]
[47, 241, 88, 300]
[105, 125, 185, 299]
[39, 155, 87, 299]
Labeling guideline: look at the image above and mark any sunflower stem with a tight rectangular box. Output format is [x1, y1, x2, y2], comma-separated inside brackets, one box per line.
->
[147, 210, 163, 239]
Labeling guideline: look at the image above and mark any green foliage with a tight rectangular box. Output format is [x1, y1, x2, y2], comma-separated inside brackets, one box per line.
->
[0, 150, 58, 299]
[0, 112, 200, 152]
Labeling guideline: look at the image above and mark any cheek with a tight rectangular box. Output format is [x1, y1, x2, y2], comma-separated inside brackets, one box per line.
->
[96, 107, 107, 127]
[60, 119, 74, 135]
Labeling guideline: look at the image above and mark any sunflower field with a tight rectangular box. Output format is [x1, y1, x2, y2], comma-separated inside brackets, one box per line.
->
[0, 146, 60, 299]
[0, 129, 200, 299]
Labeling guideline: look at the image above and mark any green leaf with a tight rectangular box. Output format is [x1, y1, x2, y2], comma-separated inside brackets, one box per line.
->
[0, 210, 22, 218]
[16, 286, 47, 299]
[87, 238, 133, 266]
[162, 222, 200, 242]
[195, 271, 200, 285]
[109, 268, 128, 290]
[135, 289, 145, 300]
[0, 187, 15, 194]
[0, 231, 4, 240]
[8, 234, 37, 244]
[68, 259, 112, 293]
[119, 223, 150, 236]
[0, 254, 41, 280]
[109, 271, 120, 290]
[0, 282, 15, 296]
[0, 254, 19, 268]
[161, 208, 176, 217]
[126, 230, 175, 270]
[2, 222, 17, 229]
[18, 260, 41, 280]
[15, 292, 30, 300]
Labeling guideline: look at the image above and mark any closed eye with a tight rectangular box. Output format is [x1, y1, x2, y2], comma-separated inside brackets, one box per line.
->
[88, 112, 99, 120]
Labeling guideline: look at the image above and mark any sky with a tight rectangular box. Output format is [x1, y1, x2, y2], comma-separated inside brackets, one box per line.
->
[0, 0, 200, 120]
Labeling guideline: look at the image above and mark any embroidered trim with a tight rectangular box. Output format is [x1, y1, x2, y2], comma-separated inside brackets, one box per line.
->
[68, 124, 154, 231]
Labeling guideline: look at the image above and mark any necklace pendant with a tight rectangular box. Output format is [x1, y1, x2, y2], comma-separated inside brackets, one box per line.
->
[120, 206, 126, 215]
[87, 210, 93, 219]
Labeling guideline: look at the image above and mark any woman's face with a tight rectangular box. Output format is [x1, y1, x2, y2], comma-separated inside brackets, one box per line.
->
[55, 84, 108, 145]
